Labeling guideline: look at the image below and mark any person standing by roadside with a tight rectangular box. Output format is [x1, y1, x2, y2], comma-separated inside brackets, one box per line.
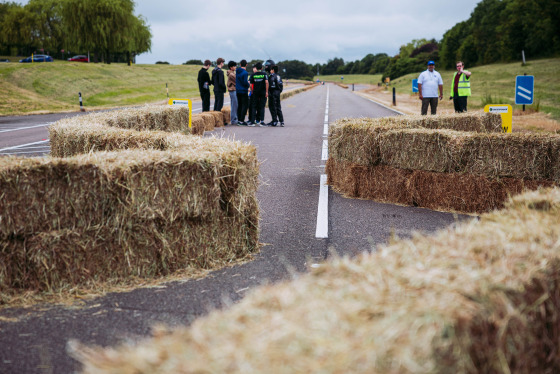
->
[212, 58, 226, 111]
[449, 61, 472, 113]
[249, 62, 268, 126]
[226, 60, 238, 125]
[267, 65, 284, 127]
[236, 59, 250, 126]
[197, 60, 212, 112]
[417, 60, 443, 115]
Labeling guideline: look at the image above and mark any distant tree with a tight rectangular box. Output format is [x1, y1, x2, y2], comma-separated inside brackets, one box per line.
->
[61, 0, 151, 64]
[0, 4, 38, 56]
[155, 61, 169, 64]
[184, 59, 203, 65]
[321, 57, 344, 75]
[277, 59, 314, 79]
[25, 0, 65, 58]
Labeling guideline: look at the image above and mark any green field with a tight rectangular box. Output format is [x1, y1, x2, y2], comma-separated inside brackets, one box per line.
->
[316, 58, 560, 120]
[0, 61, 201, 115]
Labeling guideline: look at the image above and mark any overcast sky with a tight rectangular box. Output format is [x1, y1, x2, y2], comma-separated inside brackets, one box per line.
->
[13, 0, 481, 65]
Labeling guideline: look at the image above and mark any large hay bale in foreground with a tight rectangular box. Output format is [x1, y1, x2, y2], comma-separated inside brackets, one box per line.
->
[71, 188, 560, 373]
[0, 142, 260, 295]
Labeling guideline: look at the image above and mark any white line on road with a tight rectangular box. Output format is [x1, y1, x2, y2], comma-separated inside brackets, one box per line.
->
[315, 174, 329, 239]
[0, 140, 49, 152]
[316, 86, 330, 239]
[322, 139, 329, 161]
[0, 123, 52, 133]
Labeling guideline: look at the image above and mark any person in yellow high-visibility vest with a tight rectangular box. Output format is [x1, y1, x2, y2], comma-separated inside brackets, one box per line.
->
[449, 61, 471, 112]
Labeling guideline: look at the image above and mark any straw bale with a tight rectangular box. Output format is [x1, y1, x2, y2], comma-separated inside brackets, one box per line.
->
[0, 145, 258, 239]
[326, 158, 413, 205]
[377, 128, 471, 173]
[208, 111, 225, 127]
[221, 107, 231, 123]
[49, 122, 191, 157]
[330, 118, 560, 180]
[0, 144, 260, 295]
[190, 115, 206, 136]
[1, 211, 258, 294]
[326, 157, 558, 213]
[199, 113, 216, 131]
[72, 188, 560, 374]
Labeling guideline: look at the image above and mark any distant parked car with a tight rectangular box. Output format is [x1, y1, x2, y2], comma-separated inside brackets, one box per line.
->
[68, 55, 89, 62]
[19, 54, 53, 63]
[0, 58, 10, 63]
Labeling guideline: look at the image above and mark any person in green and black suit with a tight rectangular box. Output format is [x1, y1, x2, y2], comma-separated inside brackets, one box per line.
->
[249, 62, 269, 126]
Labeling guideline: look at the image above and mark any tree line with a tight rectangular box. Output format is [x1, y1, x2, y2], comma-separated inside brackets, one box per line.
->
[0, 0, 151, 63]
[183, 0, 558, 81]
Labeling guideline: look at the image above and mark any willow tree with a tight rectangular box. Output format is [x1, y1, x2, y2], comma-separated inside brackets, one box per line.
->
[61, 0, 151, 63]
[26, 0, 65, 58]
[0, 3, 38, 55]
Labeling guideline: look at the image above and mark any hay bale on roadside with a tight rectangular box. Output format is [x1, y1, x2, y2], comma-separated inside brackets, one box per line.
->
[49, 121, 192, 157]
[209, 111, 225, 127]
[326, 158, 413, 205]
[71, 188, 560, 374]
[199, 113, 216, 131]
[190, 114, 206, 135]
[221, 107, 231, 124]
[0, 142, 260, 296]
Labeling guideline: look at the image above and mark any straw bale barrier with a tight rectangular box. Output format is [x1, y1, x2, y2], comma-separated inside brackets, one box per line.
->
[208, 111, 225, 127]
[97, 105, 190, 134]
[329, 117, 560, 181]
[221, 107, 231, 124]
[0, 141, 259, 295]
[190, 115, 205, 135]
[198, 113, 217, 131]
[327, 158, 558, 213]
[71, 188, 560, 373]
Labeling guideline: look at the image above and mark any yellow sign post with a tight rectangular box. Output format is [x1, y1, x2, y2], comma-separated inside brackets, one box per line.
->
[168, 98, 192, 129]
[484, 104, 512, 133]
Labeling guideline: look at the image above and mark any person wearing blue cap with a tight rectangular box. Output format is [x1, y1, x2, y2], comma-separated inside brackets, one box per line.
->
[417, 60, 443, 115]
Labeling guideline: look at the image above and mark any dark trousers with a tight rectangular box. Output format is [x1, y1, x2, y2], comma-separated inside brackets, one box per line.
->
[213, 91, 224, 111]
[269, 91, 283, 123]
[237, 92, 249, 122]
[453, 96, 468, 113]
[251, 94, 267, 122]
[421, 97, 439, 115]
[200, 89, 210, 112]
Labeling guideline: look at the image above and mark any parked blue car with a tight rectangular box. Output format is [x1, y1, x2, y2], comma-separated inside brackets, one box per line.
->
[19, 54, 53, 63]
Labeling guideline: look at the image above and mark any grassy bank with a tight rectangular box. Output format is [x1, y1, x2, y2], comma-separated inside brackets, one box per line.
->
[0, 61, 201, 115]
[317, 58, 560, 121]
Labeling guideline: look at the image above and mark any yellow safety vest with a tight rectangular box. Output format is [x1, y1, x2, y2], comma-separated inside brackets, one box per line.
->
[450, 72, 471, 97]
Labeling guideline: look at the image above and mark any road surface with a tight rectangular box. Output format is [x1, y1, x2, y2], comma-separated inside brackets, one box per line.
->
[0, 83, 470, 373]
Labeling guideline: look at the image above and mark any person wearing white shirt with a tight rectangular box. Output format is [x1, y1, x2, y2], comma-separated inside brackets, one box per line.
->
[417, 60, 443, 115]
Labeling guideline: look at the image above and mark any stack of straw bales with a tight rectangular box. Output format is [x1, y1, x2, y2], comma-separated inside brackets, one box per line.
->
[328, 113, 560, 213]
[71, 187, 560, 373]
[1, 110, 260, 300]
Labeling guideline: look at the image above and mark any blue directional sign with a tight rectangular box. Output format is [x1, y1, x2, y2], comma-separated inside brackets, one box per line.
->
[412, 79, 418, 93]
[515, 75, 534, 105]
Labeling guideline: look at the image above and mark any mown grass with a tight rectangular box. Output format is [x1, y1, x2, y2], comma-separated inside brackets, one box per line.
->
[320, 58, 560, 120]
[0, 60, 202, 115]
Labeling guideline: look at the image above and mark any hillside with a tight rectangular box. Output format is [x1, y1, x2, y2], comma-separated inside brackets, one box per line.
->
[0, 61, 201, 115]
[317, 57, 560, 124]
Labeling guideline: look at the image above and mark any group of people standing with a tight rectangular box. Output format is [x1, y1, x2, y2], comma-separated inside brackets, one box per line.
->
[197, 58, 284, 127]
[417, 60, 472, 115]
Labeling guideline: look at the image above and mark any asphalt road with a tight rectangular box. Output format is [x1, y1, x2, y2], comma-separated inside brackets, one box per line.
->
[0, 84, 471, 374]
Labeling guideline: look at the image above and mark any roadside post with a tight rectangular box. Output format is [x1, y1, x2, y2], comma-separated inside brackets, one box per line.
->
[392, 87, 396, 106]
[78, 92, 85, 112]
[515, 74, 534, 112]
[168, 98, 192, 130]
[484, 104, 512, 133]
[166, 83, 169, 99]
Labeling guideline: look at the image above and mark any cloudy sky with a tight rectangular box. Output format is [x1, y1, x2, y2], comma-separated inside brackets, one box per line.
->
[14, 0, 482, 65]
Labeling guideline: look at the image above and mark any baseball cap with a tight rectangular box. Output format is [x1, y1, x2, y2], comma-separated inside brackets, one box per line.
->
[427, 60, 435, 65]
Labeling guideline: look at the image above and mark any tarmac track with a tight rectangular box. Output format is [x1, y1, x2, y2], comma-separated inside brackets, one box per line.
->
[0, 83, 470, 373]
